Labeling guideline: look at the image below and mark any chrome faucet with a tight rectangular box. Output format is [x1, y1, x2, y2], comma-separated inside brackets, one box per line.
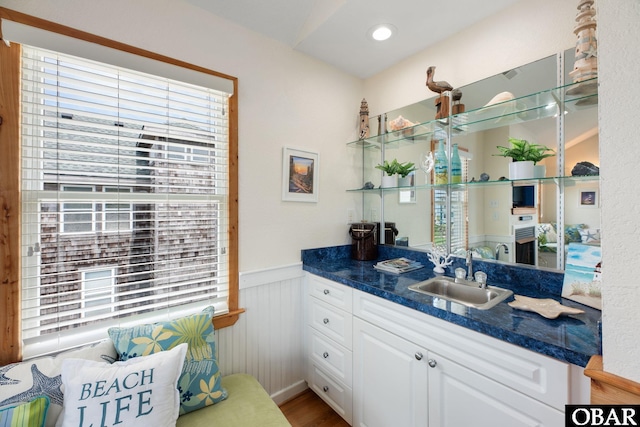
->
[495, 243, 509, 260]
[465, 250, 473, 281]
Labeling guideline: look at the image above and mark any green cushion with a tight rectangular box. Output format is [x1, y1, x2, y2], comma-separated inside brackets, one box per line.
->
[176, 374, 290, 427]
[0, 396, 49, 427]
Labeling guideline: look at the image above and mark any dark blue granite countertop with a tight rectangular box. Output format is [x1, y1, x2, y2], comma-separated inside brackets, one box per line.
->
[302, 245, 601, 367]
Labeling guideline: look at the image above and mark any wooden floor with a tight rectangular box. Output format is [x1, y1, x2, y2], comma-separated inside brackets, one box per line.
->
[280, 388, 350, 427]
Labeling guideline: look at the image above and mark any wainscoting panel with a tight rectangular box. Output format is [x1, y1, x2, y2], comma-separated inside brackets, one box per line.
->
[216, 263, 307, 404]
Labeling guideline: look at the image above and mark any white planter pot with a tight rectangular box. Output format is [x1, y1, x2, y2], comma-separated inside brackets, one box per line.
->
[533, 164, 546, 178]
[508, 161, 534, 180]
[381, 174, 398, 188]
[397, 176, 412, 187]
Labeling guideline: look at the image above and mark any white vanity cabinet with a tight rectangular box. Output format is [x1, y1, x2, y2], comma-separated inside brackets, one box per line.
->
[305, 273, 588, 426]
[352, 317, 429, 427]
[306, 274, 354, 424]
[428, 351, 563, 426]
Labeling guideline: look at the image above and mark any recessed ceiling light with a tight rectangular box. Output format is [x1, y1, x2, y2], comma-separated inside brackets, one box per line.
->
[369, 24, 396, 41]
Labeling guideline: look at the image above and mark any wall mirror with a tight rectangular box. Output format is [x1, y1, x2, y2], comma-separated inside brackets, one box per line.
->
[351, 47, 600, 271]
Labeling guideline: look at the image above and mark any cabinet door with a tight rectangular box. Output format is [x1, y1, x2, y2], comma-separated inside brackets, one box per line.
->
[353, 318, 428, 427]
[428, 351, 563, 427]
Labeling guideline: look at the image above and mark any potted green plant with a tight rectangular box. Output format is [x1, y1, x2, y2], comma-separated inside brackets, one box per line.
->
[495, 138, 554, 179]
[528, 143, 555, 178]
[375, 159, 401, 187]
[397, 161, 416, 186]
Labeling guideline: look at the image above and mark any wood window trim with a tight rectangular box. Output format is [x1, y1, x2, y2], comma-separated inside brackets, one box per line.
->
[0, 8, 241, 364]
[584, 355, 640, 404]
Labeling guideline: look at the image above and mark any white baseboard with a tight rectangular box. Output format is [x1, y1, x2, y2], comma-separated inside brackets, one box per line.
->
[271, 380, 308, 405]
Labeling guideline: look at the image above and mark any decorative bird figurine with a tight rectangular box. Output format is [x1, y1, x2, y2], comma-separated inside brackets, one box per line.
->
[451, 89, 462, 102]
[426, 66, 453, 94]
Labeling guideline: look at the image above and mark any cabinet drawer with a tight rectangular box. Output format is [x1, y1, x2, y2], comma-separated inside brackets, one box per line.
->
[308, 274, 352, 311]
[309, 364, 353, 425]
[309, 297, 353, 349]
[308, 328, 353, 387]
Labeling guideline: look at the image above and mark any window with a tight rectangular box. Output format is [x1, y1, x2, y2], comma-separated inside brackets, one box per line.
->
[82, 268, 116, 317]
[60, 186, 133, 233]
[103, 187, 133, 231]
[19, 45, 232, 356]
[0, 10, 240, 362]
[61, 186, 95, 233]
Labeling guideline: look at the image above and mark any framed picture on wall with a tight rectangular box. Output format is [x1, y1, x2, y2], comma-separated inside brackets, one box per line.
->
[579, 189, 598, 208]
[282, 147, 319, 202]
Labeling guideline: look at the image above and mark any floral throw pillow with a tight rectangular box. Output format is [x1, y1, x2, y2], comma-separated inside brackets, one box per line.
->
[563, 223, 587, 243]
[537, 223, 557, 244]
[107, 307, 227, 414]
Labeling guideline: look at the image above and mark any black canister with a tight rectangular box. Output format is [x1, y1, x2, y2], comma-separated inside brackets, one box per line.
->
[349, 223, 378, 261]
[376, 222, 399, 245]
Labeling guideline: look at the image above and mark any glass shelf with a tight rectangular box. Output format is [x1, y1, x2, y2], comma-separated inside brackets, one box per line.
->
[452, 78, 598, 135]
[346, 119, 446, 149]
[346, 174, 600, 193]
[347, 78, 598, 148]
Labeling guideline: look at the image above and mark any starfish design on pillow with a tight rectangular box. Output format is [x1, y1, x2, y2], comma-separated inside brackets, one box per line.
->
[0, 364, 63, 407]
[0, 363, 20, 386]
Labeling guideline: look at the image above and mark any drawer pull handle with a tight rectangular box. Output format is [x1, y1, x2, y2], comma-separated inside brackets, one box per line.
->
[415, 352, 423, 361]
[428, 359, 437, 368]
[323, 318, 330, 324]
[323, 352, 329, 359]
[323, 289, 330, 295]
[323, 386, 329, 393]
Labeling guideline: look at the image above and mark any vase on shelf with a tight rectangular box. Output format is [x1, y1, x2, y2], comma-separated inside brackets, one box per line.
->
[420, 152, 434, 185]
[398, 176, 412, 187]
[434, 140, 448, 184]
[381, 174, 398, 188]
[451, 143, 462, 183]
[508, 161, 534, 180]
[533, 164, 546, 178]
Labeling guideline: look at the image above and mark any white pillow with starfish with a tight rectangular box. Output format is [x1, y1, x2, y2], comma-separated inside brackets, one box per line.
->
[0, 340, 116, 427]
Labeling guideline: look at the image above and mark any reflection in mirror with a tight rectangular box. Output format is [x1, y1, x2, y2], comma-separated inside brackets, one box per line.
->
[361, 47, 599, 272]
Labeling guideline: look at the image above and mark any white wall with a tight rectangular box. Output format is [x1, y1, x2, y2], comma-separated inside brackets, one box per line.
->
[597, 0, 640, 383]
[0, 0, 363, 273]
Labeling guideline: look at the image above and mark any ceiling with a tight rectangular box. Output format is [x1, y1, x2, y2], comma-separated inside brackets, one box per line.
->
[180, 0, 595, 146]
[182, 0, 522, 79]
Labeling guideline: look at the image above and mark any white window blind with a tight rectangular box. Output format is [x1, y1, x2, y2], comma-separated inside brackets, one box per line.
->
[20, 45, 230, 358]
[450, 154, 470, 253]
[433, 150, 470, 252]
